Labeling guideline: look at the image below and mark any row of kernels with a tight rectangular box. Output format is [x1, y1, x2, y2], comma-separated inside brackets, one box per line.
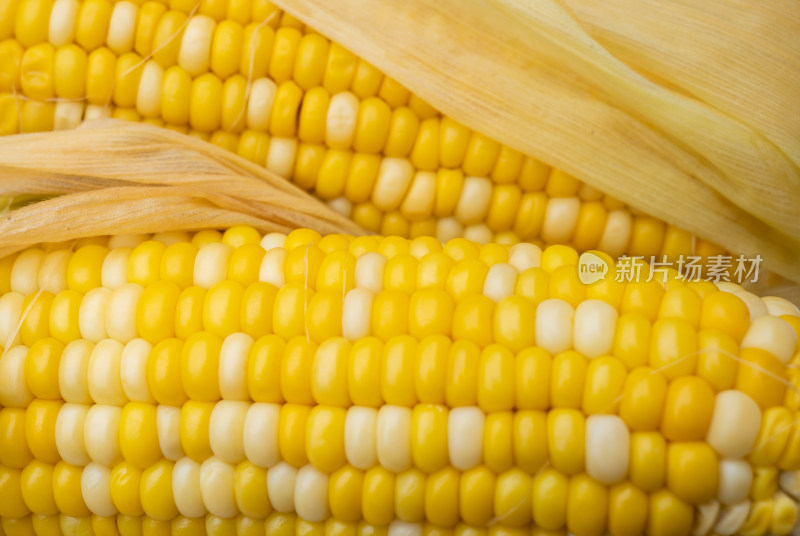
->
[3, 393, 781, 498]
[1, 234, 793, 345]
[9, 332, 562, 408]
[0, 512, 578, 536]
[0, 319, 759, 414]
[0, 93, 200, 135]
[2, 380, 800, 478]
[37, 0, 286, 56]
[7, 40, 640, 225]
[9, 393, 789, 500]
[0, 455, 708, 536]
[0, 283, 794, 412]
[3, 418, 800, 532]
[1, 243, 795, 367]
[0, 332, 770, 469]
[16, 6, 406, 114]
[9, 0, 442, 120]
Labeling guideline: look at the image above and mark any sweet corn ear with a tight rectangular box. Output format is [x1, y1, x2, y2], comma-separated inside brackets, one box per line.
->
[0, 226, 798, 535]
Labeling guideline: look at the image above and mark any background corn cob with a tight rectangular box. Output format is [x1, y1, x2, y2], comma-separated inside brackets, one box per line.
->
[0, 0, 733, 268]
[0, 225, 799, 536]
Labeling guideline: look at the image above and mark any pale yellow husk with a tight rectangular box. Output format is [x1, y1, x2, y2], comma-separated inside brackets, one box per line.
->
[0, 120, 362, 257]
[273, 0, 800, 283]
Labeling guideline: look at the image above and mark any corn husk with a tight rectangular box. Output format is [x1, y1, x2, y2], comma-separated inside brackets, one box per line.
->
[0, 120, 362, 257]
[273, 0, 800, 283]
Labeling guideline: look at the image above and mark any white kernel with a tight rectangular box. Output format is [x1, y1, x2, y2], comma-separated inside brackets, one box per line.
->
[105, 283, 143, 343]
[448, 407, 484, 471]
[344, 406, 377, 470]
[87, 339, 127, 405]
[454, 177, 492, 225]
[535, 298, 574, 354]
[209, 400, 250, 464]
[266, 137, 298, 178]
[463, 224, 493, 245]
[81, 462, 117, 516]
[120, 338, 154, 403]
[762, 296, 800, 318]
[596, 210, 632, 259]
[106, 1, 138, 54]
[266, 461, 297, 513]
[327, 197, 353, 218]
[435, 217, 464, 243]
[55, 403, 91, 466]
[388, 521, 423, 536]
[354, 252, 386, 293]
[157, 405, 184, 461]
[178, 15, 215, 77]
[136, 60, 165, 118]
[741, 315, 797, 364]
[260, 232, 287, 251]
[717, 459, 752, 504]
[59, 340, 94, 404]
[100, 248, 132, 290]
[706, 390, 761, 459]
[79, 287, 112, 342]
[11, 248, 44, 294]
[482, 263, 518, 303]
[376, 405, 412, 473]
[0, 346, 33, 408]
[573, 300, 618, 359]
[342, 288, 374, 341]
[49, 0, 79, 46]
[199, 457, 238, 518]
[258, 247, 287, 286]
[243, 403, 281, 468]
[173, 457, 207, 518]
[246, 78, 277, 131]
[585, 414, 629, 485]
[508, 243, 542, 271]
[54, 101, 85, 130]
[541, 197, 580, 244]
[38, 251, 70, 294]
[194, 242, 233, 289]
[325, 91, 359, 149]
[84, 404, 122, 466]
[219, 333, 254, 400]
[294, 465, 329, 522]
[733, 291, 768, 320]
[372, 157, 415, 212]
[84, 104, 112, 120]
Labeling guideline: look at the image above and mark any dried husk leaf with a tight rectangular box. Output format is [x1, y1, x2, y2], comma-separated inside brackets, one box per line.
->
[565, 0, 800, 169]
[0, 120, 363, 256]
[273, 0, 800, 283]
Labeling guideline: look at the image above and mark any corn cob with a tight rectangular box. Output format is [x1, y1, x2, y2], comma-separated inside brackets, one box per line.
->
[0, 0, 730, 265]
[0, 226, 798, 536]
